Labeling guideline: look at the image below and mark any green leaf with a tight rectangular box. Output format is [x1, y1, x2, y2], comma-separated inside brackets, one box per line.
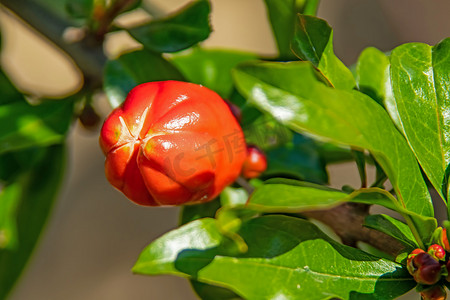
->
[364, 214, 418, 252]
[65, 0, 93, 19]
[263, 0, 320, 58]
[244, 179, 436, 246]
[263, 0, 302, 58]
[0, 100, 73, 154]
[316, 142, 353, 164]
[133, 215, 415, 299]
[0, 182, 21, 249]
[190, 280, 242, 300]
[103, 49, 184, 107]
[0, 69, 26, 105]
[220, 187, 248, 207]
[248, 180, 346, 212]
[355, 47, 390, 106]
[232, 61, 433, 219]
[170, 48, 257, 98]
[127, 0, 211, 53]
[264, 133, 328, 183]
[180, 198, 222, 226]
[243, 114, 292, 149]
[388, 39, 450, 201]
[291, 15, 355, 90]
[0, 145, 66, 299]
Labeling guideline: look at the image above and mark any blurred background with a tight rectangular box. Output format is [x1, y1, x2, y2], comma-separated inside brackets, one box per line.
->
[1, 0, 450, 299]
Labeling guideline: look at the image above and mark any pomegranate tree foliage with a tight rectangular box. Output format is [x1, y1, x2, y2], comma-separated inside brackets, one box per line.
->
[0, 0, 450, 299]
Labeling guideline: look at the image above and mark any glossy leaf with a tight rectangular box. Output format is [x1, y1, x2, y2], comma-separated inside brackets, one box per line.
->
[0, 100, 73, 154]
[291, 15, 355, 90]
[248, 180, 345, 212]
[356, 47, 389, 106]
[103, 49, 184, 107]
[179, 198, 222, 226]
[170, 48, 257, 98]
[246, 179, 436, 246]
[128, 0, 211, 53]
[364, 214, 418, 252]
[388, 39, 450, 201]
[0, 145, 66, 299]
[232, 61, 433, 221]
[134, 215, 415, 299]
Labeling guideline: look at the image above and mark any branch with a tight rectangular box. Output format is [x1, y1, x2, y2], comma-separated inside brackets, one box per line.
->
[303, 203, 405, 257]
[0, 0, 107, 88]
[93, 0, 138, 40]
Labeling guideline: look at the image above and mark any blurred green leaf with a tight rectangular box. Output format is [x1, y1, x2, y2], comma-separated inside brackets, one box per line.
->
[291, 15, 355, 90]
[388, 39, 450, 202]
[0, 100, 73, 154]
[364, 214, 418, 252]
[0, 69, 26, 105]
[0, 181, 21, 249]
[0, 145, 66, 299]
[65, 0, 93, 19]
[103, 49, 184, 107]
[170, 48, 257, 98]
[355, 47, 389, 106]
[263, 0, 303, 58]
[128, 0, 211, 53]
[233, 61, 433, 218]
[243, 114, 292, 149]
[220, 187, 248, 207]
[133, 215, 415, 299]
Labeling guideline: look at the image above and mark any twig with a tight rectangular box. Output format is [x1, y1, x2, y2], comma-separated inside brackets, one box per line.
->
[94, 0, 139, 41]
[303, 203, 405, 257]
[0, 0, 107, 89]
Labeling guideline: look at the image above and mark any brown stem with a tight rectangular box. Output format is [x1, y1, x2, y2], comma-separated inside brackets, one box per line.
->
[303, 203, 405, 257]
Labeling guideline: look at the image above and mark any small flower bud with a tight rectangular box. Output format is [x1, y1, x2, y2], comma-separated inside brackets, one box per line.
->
[407, 248, 425, 275]
[434, 227, 450, 252]
[420, 285, 447, 300]
[241, 145, 267, 179]
[428, 244, 446, 261]
[411, 252, 442, 285]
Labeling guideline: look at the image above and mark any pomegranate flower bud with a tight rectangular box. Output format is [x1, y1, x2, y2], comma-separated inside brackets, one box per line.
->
[409, 252, 442, 285]
[241, 145, 267, 179]
[428, 244, 446, 261]
[100, 81, 246, 206]
[420, 285, 447, 300]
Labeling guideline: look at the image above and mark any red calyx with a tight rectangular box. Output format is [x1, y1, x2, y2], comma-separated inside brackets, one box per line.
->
[100, 81, 247, 206]
[241, 145, 267, 179]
